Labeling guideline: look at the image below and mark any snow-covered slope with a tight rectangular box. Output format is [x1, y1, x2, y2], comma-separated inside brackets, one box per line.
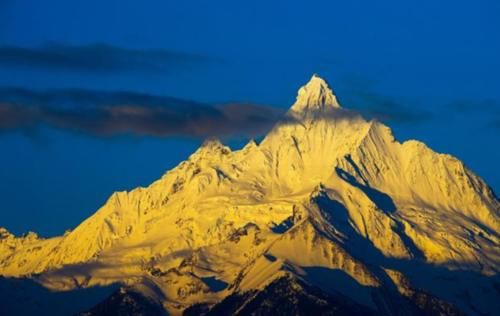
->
[1, 74, 499, 315]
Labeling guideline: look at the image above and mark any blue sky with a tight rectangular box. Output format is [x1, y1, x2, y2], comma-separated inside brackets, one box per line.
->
[0, 0, 499, 236]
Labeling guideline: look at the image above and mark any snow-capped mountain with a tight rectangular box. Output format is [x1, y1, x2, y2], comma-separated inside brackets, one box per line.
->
[1, 75, 499, 315]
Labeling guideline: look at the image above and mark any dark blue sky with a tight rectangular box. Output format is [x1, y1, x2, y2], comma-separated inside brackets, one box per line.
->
[0, 0, 499, 236]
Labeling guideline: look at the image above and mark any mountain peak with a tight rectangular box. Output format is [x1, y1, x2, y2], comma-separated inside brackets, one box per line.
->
[290, 74, 340, 115]
[190, 138, 231, 160]
[2, 73, 499, 316]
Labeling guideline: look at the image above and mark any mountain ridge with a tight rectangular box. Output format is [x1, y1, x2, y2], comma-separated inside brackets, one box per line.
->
[0, 74, 499, 315]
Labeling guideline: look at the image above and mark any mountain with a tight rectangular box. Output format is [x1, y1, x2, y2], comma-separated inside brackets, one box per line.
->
[1, 74, 499, 315]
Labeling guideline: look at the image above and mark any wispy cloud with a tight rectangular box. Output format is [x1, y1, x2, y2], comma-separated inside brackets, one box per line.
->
[448, 99, 499, 113]
[350, 91, 432, 124]
[0, 88, 284, 138]
[0, 43, 208, 74]
[339, 76, 432, 124]
[447, 99, 500, 129]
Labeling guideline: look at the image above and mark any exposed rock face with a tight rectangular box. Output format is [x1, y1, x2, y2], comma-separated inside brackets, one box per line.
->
[78, 288, 167, 316]
[0, 75, 498, 315]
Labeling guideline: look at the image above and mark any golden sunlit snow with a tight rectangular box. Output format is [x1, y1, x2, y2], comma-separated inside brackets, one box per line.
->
[1, 75, 499, 315]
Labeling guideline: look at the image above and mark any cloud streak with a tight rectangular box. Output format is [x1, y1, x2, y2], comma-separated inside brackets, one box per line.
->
[350, 91, 432, 124]
[338, 76, 432, 124]
[447, 99, 500, 128]
[0, 81, 442, 140]
[448, 99, 499, 112]
[0, 43, 207, 74]
[0, 88, 284, 138]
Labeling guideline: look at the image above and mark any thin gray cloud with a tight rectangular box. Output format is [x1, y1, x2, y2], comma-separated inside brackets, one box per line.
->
[0, 88, 284, 138]
[350, 91, 432, 124]
[447, 99, 500, 129]
[339, 76, 432, 124]
[448, 99, 500, 113]
[0, 43, 208, 74]
[0, 79, 443, 140]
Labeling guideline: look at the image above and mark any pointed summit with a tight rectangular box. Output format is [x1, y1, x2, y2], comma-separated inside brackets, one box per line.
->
[197, 138, 231, 154]
[290, 74, 340, 115]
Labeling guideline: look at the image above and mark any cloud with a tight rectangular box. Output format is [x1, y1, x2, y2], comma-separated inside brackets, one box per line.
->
[447, 99, 500, 128]
[0, 88, 285, 138]
[448, 99, 500, 113]
[0, 77, 443, 140]
[350, 91, 432, 124]
[339, 76, 432, 124]
[0, 43, 208, 74]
